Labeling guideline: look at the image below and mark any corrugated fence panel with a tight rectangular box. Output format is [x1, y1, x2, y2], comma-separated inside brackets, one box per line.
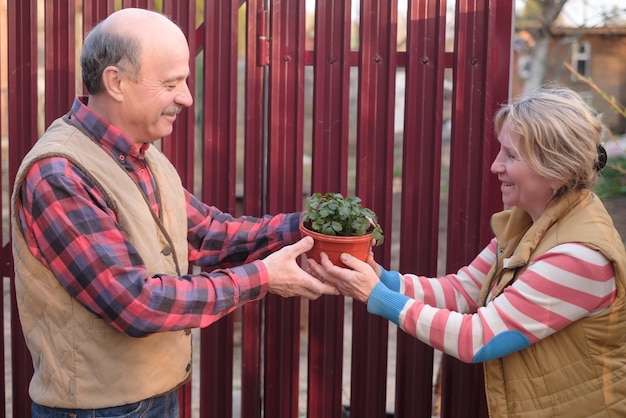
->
[395, 0, 447, 416]
[0, 7, 3, 413]
[7, 0, 38, 416]
[44, 0, 76, 127]
[349, 1, 397, 417]
[240, 2, 267, 418]
[198, 2, 239, 416]
[83, 0, 117, 35]
[122, 0, 155, 9]
[264, 0, 307, 417]
[307, 1, 352, 417]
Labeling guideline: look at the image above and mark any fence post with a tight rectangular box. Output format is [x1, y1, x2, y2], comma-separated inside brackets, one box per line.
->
[7, 0, 39, 415]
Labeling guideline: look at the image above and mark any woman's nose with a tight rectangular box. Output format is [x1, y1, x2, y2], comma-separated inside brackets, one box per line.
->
[490, 153, 503, 174]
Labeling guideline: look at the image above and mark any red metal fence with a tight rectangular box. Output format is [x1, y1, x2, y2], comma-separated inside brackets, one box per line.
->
[0, 0, 513, 417]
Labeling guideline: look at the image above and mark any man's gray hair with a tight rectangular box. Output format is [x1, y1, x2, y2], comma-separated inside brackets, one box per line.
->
[80, 23, 141, 95]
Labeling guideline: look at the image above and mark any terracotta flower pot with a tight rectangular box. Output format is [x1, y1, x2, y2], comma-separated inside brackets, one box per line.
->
[299, 223, 372, 268]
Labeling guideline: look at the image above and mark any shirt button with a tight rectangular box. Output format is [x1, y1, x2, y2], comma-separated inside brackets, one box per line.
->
[185, 329, 191, 336]
[162, 247, 172, 256]
[185, 363, 191, 373]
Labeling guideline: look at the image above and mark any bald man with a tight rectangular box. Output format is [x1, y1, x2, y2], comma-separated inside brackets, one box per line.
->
[12, 8, 336, 416]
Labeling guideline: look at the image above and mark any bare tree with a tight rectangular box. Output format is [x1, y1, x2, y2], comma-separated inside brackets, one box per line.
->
[517, 0, 569, 95]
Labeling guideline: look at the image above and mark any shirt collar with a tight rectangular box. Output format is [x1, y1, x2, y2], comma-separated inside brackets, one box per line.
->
[70, 96, 149, 160]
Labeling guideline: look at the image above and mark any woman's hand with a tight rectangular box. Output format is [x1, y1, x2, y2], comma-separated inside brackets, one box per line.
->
[366, 243, 382, 277]
[307, 251, 380, 303]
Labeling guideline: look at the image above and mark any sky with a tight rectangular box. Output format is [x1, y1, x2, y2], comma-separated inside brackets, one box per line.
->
[337, 1, 625, 29]
[544, 0, 624, 27]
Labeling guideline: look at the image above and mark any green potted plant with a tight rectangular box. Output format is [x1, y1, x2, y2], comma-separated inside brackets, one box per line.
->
[299, 192, 384, 266]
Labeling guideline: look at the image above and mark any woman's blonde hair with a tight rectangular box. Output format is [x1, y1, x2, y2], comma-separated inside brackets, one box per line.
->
[494, 86, 606, 196]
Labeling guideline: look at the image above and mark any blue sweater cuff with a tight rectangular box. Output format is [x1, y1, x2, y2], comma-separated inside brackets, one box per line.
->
[379, 267, 401, 292]
[367, 282, 411, 326]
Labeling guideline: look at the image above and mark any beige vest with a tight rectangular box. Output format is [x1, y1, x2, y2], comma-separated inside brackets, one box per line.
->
[12, 116, 192, 408]
[480, 190, 626, 418]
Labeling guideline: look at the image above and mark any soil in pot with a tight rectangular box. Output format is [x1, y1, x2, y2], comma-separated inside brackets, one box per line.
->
[299, 223, 372, 268]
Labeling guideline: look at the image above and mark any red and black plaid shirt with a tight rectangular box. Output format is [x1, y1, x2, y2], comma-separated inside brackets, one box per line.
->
[16, 96, 301, 337]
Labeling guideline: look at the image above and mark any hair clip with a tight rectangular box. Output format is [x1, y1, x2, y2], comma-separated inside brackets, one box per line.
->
[594, 143, 607, 172]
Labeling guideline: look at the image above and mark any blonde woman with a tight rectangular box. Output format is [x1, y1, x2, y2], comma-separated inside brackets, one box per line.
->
[310, 87, 626, 418]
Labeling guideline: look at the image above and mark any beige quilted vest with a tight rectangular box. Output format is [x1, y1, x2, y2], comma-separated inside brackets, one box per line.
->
[480, 191, 626, 417]
[12, 116, 192, 408]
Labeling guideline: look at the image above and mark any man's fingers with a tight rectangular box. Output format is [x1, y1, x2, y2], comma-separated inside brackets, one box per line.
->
[311, 280, 340, 296]
[281, 275, 339, 300]
[300, 265, 339, 297]
[290, 236, 314, 257]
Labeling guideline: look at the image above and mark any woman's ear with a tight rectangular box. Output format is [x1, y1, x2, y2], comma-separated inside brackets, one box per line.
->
[101, 65, 125, 102]
[550, 181, 564, 195]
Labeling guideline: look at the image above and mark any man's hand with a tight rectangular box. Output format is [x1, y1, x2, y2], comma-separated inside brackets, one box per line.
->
[262, 236, 339, 300]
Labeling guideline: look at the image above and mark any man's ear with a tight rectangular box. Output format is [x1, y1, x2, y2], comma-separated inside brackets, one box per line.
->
[101, 65, 124, 102]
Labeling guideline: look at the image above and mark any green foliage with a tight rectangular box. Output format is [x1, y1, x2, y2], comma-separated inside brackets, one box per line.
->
[303, 193, 384, 245]
[595, 156, 626, 198]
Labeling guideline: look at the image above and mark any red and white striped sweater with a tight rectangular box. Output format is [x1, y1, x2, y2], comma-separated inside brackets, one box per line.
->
[368, 238, 616, 363]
